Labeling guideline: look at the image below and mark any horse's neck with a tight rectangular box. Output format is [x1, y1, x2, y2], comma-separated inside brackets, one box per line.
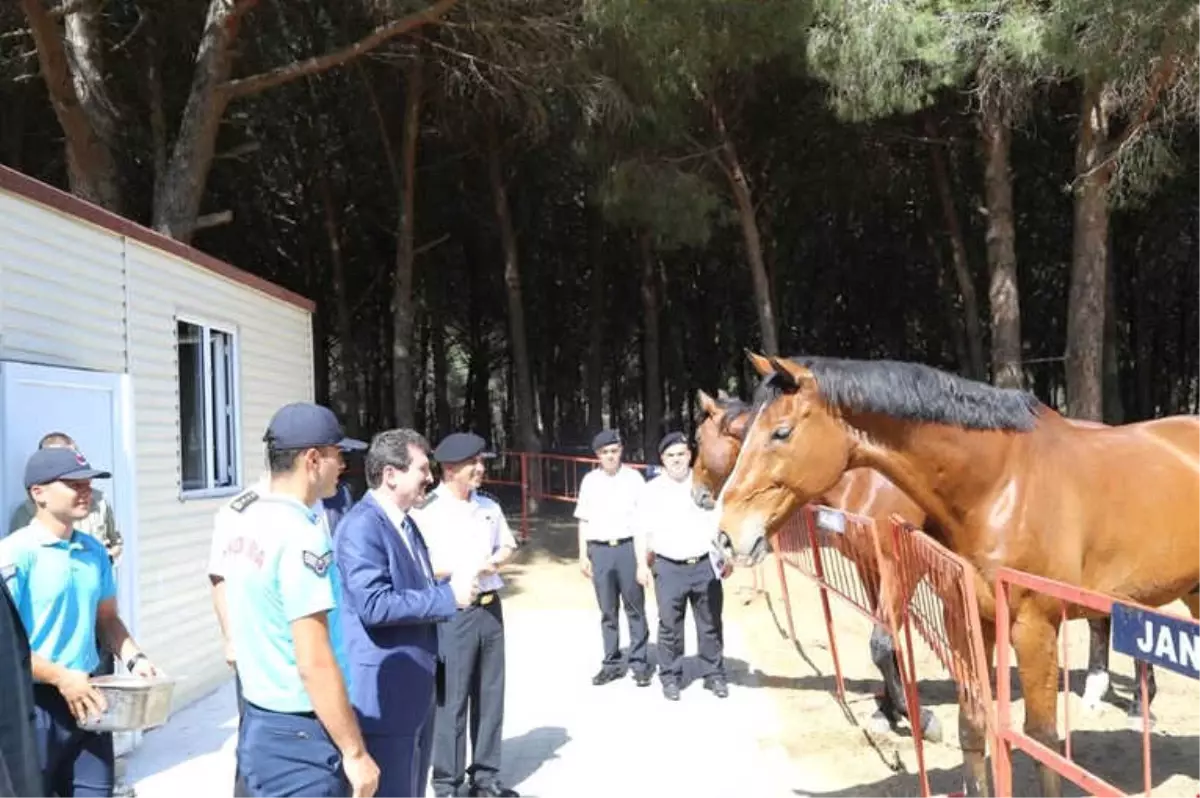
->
[842, 411, 1017, 548]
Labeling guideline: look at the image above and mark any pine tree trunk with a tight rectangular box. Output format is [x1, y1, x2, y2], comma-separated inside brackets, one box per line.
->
[1066, 78, 1111, 422]
[978, 98, 1023, 388]
[485, 122, 540, 505]
[391, 57, 423, 427]
[926, 116, 985, 381]
[640, 232, 663, 461]
[586, 203, 606, 433]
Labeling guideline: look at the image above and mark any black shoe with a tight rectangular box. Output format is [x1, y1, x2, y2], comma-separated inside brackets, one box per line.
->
[633, 670, 653, 687]
[662, 682, 681, 701]
[592, 667, 623, 686]
[469, 784, 519, 797]
[704, 677, 729, 698]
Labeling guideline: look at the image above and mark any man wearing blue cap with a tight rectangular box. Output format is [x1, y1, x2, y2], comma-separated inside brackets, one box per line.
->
[639, 432, 730, 701]
[574, 429, 652, 687]
[336, 428, 479, 798]
[218, 402, 378, 798]
[1, 447, 160, 796]
[412, 432, 519, 798]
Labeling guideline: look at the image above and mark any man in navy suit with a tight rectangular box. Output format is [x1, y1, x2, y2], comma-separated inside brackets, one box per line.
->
[336, 429, 479, 798]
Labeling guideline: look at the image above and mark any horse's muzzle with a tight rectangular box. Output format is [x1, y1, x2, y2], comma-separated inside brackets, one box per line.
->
[716, 530, 769, 567]
[693, 484, 716, 510]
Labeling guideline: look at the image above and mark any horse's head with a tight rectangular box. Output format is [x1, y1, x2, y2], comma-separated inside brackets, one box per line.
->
[716, 352, 852, 566]
[693, 388, 752, 510]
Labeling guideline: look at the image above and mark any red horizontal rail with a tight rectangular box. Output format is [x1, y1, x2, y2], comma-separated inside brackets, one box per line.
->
[994, 567, 1115, 615]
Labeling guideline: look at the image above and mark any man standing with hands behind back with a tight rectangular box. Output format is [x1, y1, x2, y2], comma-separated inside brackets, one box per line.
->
[574, 429, 652, 687]
[336, 429, 480, 798]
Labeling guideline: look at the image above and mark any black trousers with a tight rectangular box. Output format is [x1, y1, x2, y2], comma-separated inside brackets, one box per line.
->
[432, 596, 506, 796]
[653, 555, 725, 684]
[588, 539, 649, 672]
[233, 672, 248, 798]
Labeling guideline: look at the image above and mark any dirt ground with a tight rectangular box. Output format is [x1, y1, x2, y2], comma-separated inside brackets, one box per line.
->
[724, 550, 1200, 797]
[500, 508, 1199, 797]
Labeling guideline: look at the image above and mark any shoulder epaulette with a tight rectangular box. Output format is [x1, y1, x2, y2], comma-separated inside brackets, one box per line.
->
[230, 490, 259, 513]
[475, 489, 499, 505]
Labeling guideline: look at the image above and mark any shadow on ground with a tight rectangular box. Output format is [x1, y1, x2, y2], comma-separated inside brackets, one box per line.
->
[503, 725, 571, 789]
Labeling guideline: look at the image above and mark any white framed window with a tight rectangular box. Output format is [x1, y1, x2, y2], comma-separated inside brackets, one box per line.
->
[177, 318, 242, 496]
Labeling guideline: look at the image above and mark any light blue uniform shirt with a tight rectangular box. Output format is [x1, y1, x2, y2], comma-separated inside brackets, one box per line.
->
[0, 522, 116, 674]
[219, 493, 347, 713]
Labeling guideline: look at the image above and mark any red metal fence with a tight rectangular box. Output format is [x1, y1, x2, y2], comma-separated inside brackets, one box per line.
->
[486, 451, 1193, 797]
[993, 567, 1200, 797]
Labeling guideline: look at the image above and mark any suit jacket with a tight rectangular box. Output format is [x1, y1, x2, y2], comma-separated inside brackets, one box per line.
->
[335, 493, 457, 736]
[0, 578, 39, 797]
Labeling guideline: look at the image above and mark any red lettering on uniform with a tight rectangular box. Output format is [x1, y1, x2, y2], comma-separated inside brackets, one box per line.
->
[224, 536, 265, 570]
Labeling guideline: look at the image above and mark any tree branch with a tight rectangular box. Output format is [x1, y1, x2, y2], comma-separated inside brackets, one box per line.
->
[220, 0, 459, 100]
[1073, 36, 1187, 185]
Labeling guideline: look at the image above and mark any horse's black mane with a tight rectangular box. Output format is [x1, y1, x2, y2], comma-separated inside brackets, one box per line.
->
[751, 356, 1043, 432]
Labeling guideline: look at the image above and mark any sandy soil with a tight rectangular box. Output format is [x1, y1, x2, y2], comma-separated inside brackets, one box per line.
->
[725, 549, 1200, 797]
[500, 507, 1198, 797]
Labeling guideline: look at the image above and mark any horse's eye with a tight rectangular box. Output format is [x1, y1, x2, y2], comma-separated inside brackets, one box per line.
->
[772, 425, 792, 441]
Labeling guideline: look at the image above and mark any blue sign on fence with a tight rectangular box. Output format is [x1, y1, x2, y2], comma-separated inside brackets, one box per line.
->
[1111, 602, 1200, 680]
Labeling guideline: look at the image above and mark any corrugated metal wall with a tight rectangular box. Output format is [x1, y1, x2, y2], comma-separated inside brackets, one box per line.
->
[0, 187, 315, 709]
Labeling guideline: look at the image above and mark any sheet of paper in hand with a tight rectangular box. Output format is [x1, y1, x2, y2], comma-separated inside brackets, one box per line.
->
[708, 544, 729, 580]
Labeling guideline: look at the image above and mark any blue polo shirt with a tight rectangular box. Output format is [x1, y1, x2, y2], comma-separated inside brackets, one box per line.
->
[220, 493, 347, 713]
[0, 523, 116, 675]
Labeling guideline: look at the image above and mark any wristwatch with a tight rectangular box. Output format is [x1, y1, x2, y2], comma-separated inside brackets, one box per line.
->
[125, 652, 149, 671]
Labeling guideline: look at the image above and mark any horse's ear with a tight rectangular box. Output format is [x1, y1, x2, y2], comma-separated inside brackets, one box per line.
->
[696, 389, 719, 416]
[771, 357, 817, 392]
[746, 350, 774, 377]
[716, 388, 731, 401]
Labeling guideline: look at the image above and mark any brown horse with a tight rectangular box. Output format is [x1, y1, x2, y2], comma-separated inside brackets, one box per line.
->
[715, 353, 1200, 797]
[693, 389, 943, 742]
[695, 389, 1164, 727]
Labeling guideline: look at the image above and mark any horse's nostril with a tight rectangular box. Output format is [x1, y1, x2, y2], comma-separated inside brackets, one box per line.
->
[749, 536, 769, 565]
[716, 531, 732, 552]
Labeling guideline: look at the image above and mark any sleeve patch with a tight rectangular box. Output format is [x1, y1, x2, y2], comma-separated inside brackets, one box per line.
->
[302, 550, 333, 577]
[230, 491, 260, 513]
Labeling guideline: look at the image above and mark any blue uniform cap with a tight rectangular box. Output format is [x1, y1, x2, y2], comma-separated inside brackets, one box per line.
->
[264, 402, 366, 452]
[657, 431, 688, 456]
[432, 432, 495, 464]
[591, 429, 621, 451]
[24, 448, 111, 489]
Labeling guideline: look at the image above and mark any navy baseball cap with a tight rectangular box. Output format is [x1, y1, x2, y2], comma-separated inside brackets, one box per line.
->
[591, 429, 621, 451]
[24, 448, 111, 489]
[432, 432, 495, 464]
[264, 402, 367, 452]
[657, 431, 688, 456]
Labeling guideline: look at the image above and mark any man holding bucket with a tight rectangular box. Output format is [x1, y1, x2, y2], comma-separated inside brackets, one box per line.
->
[0, 447, 160, 796]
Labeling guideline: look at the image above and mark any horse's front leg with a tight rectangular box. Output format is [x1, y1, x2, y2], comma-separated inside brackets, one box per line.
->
[1012, 605, 1064, 798]
[956, 617, 994, 797]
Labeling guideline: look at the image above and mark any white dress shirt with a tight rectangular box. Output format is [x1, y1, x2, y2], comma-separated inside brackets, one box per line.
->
[638, 470, 718, 560]
[410, 484, 516, 593]
[573, 466, 646, 542]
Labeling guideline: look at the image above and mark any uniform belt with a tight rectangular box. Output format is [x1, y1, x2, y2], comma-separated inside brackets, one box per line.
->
[588, 537, 633, 547]
[245, 699, 317, 720]
[656, 554, 708, 566]
[471, 591, 499, 607]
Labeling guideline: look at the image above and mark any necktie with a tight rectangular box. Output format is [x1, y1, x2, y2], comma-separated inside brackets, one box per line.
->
[403, 517, 433, 581]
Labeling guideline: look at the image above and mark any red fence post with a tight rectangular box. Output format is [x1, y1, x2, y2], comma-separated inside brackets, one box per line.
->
[771, 536, 798, 642]
[994, 573, 1014, 797]
[806, 507, 846, 704]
